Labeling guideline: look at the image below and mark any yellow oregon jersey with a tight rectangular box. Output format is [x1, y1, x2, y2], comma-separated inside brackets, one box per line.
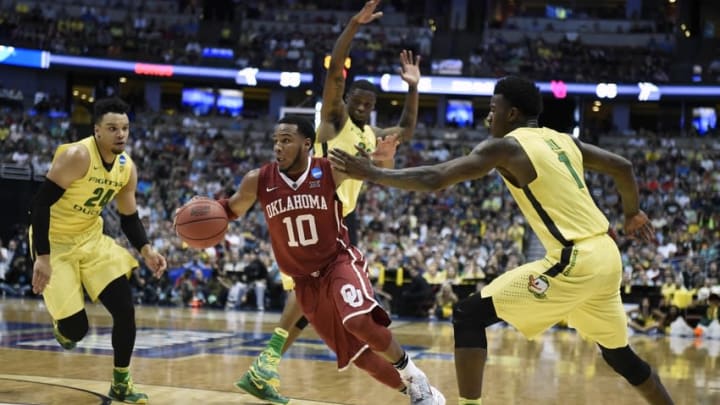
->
[50, 136, 133, 237]
[314, 118, 376, 215]
[501, 127, 608, 252]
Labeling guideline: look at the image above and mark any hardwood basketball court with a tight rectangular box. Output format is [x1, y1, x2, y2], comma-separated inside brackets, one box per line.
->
[0, 298, 716, 404]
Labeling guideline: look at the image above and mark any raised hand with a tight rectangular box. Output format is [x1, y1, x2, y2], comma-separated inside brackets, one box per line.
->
[371, 133, 400, 161]
[624, 210, 656, 244]
[398, 50, 421, 87]
[353, 0, 384, 25]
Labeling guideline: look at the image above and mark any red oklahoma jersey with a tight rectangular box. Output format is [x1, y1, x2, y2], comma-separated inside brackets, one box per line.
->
[256, 157, 350, 277]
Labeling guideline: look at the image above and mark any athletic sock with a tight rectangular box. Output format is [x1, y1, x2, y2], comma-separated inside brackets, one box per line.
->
[267, 328, 289, 354]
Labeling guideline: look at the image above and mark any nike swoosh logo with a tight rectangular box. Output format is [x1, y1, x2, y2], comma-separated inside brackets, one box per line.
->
[93, 166, 99, 170]
[266, 187, 279, 192]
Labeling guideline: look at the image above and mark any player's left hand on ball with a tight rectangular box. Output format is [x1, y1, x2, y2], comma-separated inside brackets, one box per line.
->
[624, 210, 656, 244]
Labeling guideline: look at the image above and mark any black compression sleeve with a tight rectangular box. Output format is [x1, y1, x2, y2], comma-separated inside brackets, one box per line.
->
[31, 179, 66, 255]
[120, 211, 150, 252]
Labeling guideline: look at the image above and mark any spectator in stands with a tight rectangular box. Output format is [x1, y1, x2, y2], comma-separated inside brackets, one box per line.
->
[400, 265, 434, 318]
[627, 297, 662, 334]
[432, 282, 459, 321]
[242, 249, 269, 311]
[0, 239, 19, 296]
[698, 293, 720, 327]
[173, 269, 196, 307]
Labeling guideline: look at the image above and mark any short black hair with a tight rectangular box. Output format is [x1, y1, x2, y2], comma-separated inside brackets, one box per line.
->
[493, 76, 543, 118]
[278, 115, 316, 145]
[348, 79, 379, 95]
[93, 97, 130, 124]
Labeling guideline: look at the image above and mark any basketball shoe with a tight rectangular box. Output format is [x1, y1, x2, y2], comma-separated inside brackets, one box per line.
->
[235, 349, 289, 404]
[108, 369, 148, 404]
[52, 320, 76, 350]
[405, 372, 446, 405]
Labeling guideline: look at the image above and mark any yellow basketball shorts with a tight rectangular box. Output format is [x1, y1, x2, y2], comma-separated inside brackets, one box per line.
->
[40, 229, 138, 320]
[482, 234, 628, 348]
[281, 272, 295, 291]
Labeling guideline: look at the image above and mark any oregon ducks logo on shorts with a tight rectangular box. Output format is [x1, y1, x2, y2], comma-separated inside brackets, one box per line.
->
[340, 284, 363, 308]
[528, 275, 550, 299]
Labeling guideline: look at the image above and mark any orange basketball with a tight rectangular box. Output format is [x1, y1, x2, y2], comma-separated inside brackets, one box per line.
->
[174, 198, 229, 249]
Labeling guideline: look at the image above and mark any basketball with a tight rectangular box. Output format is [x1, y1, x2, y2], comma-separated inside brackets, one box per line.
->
[174, 198, 229, 249]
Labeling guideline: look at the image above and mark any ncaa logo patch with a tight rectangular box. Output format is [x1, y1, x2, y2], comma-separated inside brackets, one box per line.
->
[119, 155, 126, 165]
[528, 274, 550, 299]
[311, 167, 322, 179]
[340, 284, 363, 308]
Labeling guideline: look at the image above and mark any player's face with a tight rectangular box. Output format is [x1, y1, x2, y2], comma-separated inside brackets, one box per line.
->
[345, 89, 376, 126]
[94, 113, 130, 155]
[486, 94, 516, 138]
[272, 123, 310, 173]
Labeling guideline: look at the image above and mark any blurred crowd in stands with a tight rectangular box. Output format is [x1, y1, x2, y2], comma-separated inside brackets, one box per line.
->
[0, 0, 718, 331]
[2, 0, 710, 83]
[2, 109, 719, 330]
[0, 0, 432, 76]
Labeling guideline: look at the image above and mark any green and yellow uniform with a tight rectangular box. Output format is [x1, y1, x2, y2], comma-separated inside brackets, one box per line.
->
[482, 127, 628, 348]
[314, 118, 376, 216]
[38, 136, 138, 319]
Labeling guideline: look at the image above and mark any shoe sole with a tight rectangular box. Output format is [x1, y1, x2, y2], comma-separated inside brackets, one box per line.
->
[235, 376, 289, 405]
[431, 386, 446, 405]
[108, 392, 148, 404]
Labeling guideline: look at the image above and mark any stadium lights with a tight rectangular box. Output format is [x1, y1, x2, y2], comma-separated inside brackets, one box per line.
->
[356, 74, 720, 99]
[595, 83, 618, 99]
[2, 45, 719, 99]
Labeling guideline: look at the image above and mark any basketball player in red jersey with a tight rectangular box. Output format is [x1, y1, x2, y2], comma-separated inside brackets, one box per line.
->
[218, 116, 444, 405]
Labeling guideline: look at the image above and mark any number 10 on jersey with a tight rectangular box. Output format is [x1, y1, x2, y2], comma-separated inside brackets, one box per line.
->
[282, 214, 319, 247]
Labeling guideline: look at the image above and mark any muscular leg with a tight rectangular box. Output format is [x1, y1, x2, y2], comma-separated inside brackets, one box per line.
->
[344, 313, 444, 402]
[353, 349, 404, 390]
[98, 275, 136, 368]
[278, 290, 306, 354]
[99, 275, 148, 403]
[452, 294, 500, 401]
[599, 345, 673, 404]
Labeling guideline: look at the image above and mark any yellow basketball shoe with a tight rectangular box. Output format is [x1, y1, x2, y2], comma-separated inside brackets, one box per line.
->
[52, 320, 76, 350]
[108, 369, 148, 404]
[235, 349, 289, 404]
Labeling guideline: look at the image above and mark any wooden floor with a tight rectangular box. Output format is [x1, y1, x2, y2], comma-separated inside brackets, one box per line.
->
[0, 298, 717, 405]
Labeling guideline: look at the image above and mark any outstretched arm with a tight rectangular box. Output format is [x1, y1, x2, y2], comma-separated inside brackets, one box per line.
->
[329, 138, 510, 191]
[318, 0, 383, 143]
[375, 50, 421, 142]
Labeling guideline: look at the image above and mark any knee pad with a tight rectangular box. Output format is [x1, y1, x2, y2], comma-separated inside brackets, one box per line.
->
[57, 310, 89, 342]
[600, 345, 651, 386]
[452, 295, 498, 349]
[295, 316, 309, 330]
[344, 314, 391, 352]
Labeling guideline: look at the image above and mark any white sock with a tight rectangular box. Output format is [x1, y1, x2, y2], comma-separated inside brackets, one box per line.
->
[396, 357, 423, 380]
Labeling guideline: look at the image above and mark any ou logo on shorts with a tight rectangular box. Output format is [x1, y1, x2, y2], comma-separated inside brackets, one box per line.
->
[340, 284, 364, 308]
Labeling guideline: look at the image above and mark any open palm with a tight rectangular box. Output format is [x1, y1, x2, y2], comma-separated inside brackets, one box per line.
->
[399, 50, 421, 87]
[354, 0, 383, 25]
